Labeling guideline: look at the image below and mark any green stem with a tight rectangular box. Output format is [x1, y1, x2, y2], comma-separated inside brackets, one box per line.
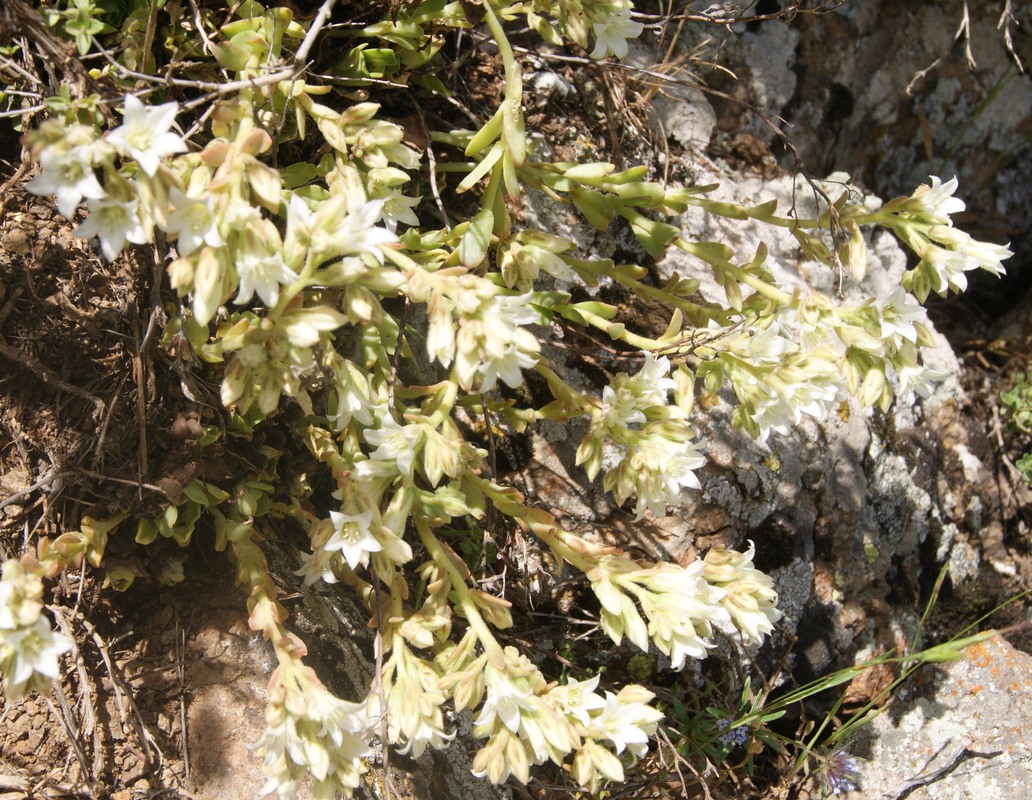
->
[414, 517, 506, 668]
[573, 307, 667, 350]
[427, 371, 459, 427]
[481, 0, 525, 168]
[676, 239, 794, 306]
[540, 529, 596, 575]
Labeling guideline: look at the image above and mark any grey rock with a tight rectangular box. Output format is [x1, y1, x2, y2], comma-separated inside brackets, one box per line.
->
[846, 635, 1032, 800]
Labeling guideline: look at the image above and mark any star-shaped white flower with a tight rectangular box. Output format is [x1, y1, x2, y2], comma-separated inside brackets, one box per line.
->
[608, 434, 706, 520]
[235, 249, 299, 308]
[363, 415, 424, 477]
[548, 675, 606, 727]
[326, 509, 382, 570]
[585, 691, 661, 757]
[293, 548, 342, 586]
[375, 189, 421, 232]
[601, 384, 647, 430]
[628, 352, 676, 406]
[106, 95, 187, 176]
[164, 188, 224, 256]
[474, 665, 537, 733]
[74, 194, 151, 260]
[912, 176, 966, 225]
[330, 360, 374, 429]
[27, 144, 106, 218]
[0, 617, 72, 700]
[590, 7, 644, 59]
[897, 359, 950, 405]
[309, 190, 397, 263]
[877, 289, 925, 344]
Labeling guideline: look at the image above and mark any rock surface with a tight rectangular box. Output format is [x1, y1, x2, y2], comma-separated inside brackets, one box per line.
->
[847, 635, 1032, 800]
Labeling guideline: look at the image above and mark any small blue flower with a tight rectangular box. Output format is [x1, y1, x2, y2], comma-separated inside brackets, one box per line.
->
[715, 719, 748, 747]
[817, 749, 862, 796]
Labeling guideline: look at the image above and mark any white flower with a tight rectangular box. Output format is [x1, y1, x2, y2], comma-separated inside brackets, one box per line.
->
[929, 227, 1013, 278]
[293, 548, 341, 586]
[425, 291, 456, 368]
[0, 562, 43, 630]
[27, 143, 106, 218]
[600, 353, 678, 435]
[236, 250, 299, 307]
[386, 674, 454, 758]
[919, 227, 1012, 295]
[309, 190, 397, 263]
[74, 194, 150, 260]
[789, 374, 840, 422]
[911, 176, 965, 225]
[380, 654, 455, 758]
[896, 359, 950, 405]
[600, 384, 646, 431]
[736, 374, 796, 442]
[739, 322, 795, 364]
[392, 702, 454, 758]
[257, 665, 371, 799]
[548, 675, 606, 727]
[585, 690, 661, 758]
[222, 197, 263, 230]
[921, 244, 972, 294]
[590, 7, 644, 59]
[282, 193, 315, 268]
[703, 543, 781, 645]
[572, 739, 626, 791]
[455, 292, 541, 391]
[330, 359, 375, 429]
[628, 353, 676, 407]
[731, 362, 839, 444]
[0, 617, 72, 701]
[877, 289, 925, 344]
[375, 189, 421, 232]
[637, 567, 727, 669]
[106, 95, 187, 176]
[363, 414, 424, 477]
[164, 188, 224, 256]
[474, 664, 537, 733]
[326, 509, 381, 570]
[606, 433, 706, 520]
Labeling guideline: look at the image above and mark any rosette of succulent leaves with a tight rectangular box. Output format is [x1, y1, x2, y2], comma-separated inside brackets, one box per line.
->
[3, 0, 1010, 796]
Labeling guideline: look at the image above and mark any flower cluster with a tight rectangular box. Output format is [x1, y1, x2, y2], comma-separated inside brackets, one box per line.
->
[22, 6, 1009, 797]
[0, 559, 72, 703]
[25, 97, 187, 260]
[815, 749, 863, 796]
[716, 721, 749, 747]
[885, 176, 1012, 302]
[256, 661, 372, 800]
[595, 557, 721, 667]
[579, 354, 706, 518]
[462, 647, 662, 791]
[703, 541, 781, 644]
[696, 315, 840, 443]
[698, 282, 956, 441]
[376, 640, 454, 758]
[294, 474, 412, 587]
[425, 277, 543, 392]
[26, 94, 405, 342]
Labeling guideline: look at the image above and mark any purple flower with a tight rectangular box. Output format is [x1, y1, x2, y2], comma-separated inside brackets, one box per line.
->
[715, 718, 747, 747]
[817, 749, 862, 796]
